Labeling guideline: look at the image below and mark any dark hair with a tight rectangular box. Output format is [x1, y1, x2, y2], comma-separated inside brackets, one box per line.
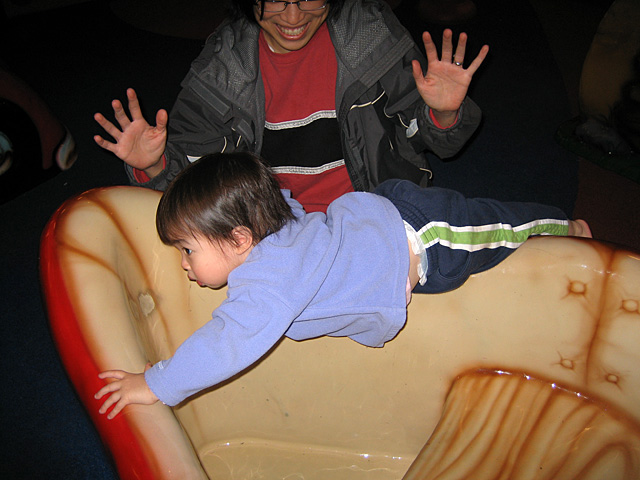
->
[227, 0, 344, 23]
[156, 152, 295, 247]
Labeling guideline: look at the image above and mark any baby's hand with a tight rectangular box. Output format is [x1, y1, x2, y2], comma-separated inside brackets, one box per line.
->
[95, 366, 158, 419]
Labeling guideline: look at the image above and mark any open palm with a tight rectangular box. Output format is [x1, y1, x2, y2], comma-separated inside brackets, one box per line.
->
[412, 30, 489, 114]
[94, 88, 167, 173]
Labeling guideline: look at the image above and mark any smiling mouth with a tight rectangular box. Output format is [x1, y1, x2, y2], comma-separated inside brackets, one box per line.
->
[276, 23, 309, 39]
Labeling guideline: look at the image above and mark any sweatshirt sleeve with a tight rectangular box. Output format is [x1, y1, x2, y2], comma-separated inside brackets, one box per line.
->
[145, 289, 296, 406]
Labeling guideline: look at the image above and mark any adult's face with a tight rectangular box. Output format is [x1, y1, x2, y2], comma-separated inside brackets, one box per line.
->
[255, 1, 330, 54]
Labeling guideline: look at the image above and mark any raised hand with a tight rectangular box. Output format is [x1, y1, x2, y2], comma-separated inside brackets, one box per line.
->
[412, 29, 489, 126]
[94, 88, 168, 177]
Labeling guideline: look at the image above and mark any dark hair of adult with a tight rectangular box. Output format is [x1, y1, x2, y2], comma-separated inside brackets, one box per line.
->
[226, 0, 345, 23]
[156, 152, 295, 247]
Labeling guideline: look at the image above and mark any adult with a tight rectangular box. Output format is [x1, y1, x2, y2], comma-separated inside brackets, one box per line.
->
[94, 0, 488, 212]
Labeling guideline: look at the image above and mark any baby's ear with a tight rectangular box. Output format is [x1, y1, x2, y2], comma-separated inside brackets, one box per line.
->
[231, 226, 254, 254]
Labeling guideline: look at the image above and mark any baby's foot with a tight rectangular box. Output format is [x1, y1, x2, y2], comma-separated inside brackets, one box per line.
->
[571, 219, 592, 238]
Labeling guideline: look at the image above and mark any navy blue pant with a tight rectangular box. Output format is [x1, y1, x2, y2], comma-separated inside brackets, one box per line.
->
[374, 180, 569, 293]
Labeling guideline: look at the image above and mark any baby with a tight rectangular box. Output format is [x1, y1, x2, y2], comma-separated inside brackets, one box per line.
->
[95, 152, 590, 417]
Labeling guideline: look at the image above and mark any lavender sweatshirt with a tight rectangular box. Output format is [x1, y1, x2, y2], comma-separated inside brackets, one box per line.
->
[145, 191, 409, 406]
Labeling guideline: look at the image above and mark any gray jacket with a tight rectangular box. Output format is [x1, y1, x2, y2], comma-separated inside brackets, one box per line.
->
[129, 0, 481, 191]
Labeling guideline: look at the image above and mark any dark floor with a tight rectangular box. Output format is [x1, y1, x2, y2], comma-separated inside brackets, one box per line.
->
[0, 1, 638, 479]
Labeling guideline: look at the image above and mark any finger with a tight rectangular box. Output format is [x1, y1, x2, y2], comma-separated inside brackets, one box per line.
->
[95, 381, 119, 402]
[94, 378, 123, 400]
[155, 109, 169, 131]
[98, 370, 126, 380]
[94, 384, 109, 400]
[453, 32, 468, 65]
[126, 88, 144, 121]
[98, 395, 117, 414]
[107, 400, 126, 420]
[422, 31, 439, 65]
[411, 59, 425, 85]
[441, 29, 454, 62]
[466, 44, 490, 74]
[97, 371, 128, 386]
[94, 113, 122, 140]
[112, 99, 132, 129]
[93, 135, 115, 152]
[98, 392, 119, 414]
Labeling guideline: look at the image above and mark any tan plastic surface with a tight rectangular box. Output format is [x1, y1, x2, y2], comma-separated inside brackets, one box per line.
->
[43, 186, 640, 479]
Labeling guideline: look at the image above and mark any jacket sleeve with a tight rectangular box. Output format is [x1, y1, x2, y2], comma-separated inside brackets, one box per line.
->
[414, 96, 482, 159]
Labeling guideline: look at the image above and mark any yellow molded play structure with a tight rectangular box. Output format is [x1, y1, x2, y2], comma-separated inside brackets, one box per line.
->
[40, 186, 640, 479]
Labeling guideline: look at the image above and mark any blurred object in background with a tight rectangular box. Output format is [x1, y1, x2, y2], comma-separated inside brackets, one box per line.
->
[0, 67, 76, 204]
[556, 0, 640, 184]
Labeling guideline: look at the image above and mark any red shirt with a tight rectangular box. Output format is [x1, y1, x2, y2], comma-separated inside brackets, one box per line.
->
[259, 23, 353, 213]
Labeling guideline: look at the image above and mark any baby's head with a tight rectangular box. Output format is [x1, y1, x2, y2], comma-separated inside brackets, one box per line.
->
[156, 152, 295, 248]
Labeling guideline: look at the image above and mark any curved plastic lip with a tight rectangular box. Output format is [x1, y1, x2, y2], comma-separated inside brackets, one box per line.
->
[39, 188, 159, 480]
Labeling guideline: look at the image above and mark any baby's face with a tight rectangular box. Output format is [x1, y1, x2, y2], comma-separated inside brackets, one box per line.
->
[174, 235, 242, 289]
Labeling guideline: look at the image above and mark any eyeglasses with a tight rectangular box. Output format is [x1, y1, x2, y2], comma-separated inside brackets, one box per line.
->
[256, 1, 329, 13]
